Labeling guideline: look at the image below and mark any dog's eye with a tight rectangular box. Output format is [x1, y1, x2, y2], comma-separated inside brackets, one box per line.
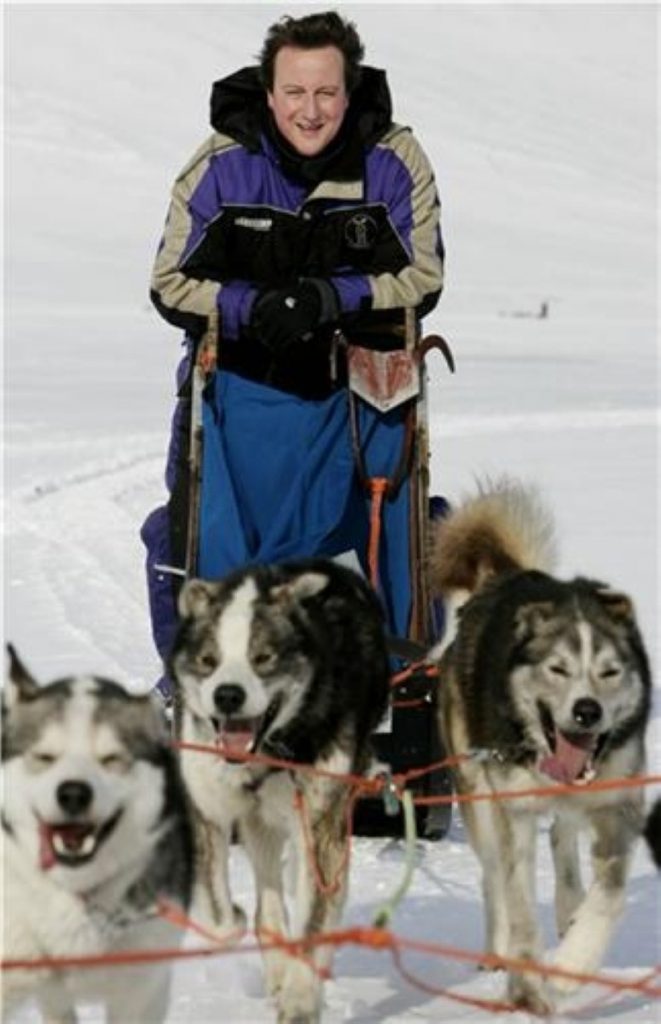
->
[548, 663, 570, 678]
[599, 665, 622, 681]
[99, 753, 129, 772]
[252, 649, 277, 672]
[195, 652, 218, 673]
[30, 751, 56, 768]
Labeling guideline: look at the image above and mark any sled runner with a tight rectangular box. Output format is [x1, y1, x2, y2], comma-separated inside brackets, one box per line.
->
[185, 311, 455, 840]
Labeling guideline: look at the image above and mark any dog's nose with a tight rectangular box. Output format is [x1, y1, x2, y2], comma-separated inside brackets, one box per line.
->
[213, 683, 246, 716]
[56, 780, 93, 815]
[572, 698, 603, 729]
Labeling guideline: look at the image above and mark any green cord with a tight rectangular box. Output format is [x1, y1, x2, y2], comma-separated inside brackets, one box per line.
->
[372, 789, 418, 928]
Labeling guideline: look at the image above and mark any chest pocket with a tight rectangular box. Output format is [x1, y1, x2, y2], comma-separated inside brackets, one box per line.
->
[181, 207, 312, 287]
[308, 204, 411, 276]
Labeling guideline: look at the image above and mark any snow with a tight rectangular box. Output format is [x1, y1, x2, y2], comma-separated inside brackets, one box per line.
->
[3, 3, 659, 1022]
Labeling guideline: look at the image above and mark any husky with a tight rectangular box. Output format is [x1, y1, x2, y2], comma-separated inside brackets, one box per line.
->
[431, 479, 651, 1014]
[1, 646, 193, 1024]
[169, 558, 391, 1024]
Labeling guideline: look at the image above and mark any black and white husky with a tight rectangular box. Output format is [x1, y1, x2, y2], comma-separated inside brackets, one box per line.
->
[1, 647, 193, 1024]
[169, 558, 390, 1024]
[431, 480, 651, 1014]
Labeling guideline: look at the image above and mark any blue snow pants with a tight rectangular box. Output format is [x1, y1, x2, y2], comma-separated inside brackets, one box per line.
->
[141, 356, 412, 671]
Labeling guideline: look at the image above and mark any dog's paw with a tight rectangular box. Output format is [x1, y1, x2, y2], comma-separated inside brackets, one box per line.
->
[263, 950, 288, 998]
[277, 964, 321, 1024]
[508, 973, 555, 1016]
[551, 928, 603, 994]
[277, 1012, 320, 1024]
[550, 955, 585, 996]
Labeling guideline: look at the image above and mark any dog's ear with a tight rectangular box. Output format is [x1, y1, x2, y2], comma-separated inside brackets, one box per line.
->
[4, 644, 40, 706]
[271, 571, 329, 606]
[594, 587, 635, 624]
[178, 579, 219, 619]
[513, 601, 555, 640]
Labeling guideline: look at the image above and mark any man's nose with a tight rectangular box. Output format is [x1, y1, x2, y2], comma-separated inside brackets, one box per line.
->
[301, 94, 321, 120]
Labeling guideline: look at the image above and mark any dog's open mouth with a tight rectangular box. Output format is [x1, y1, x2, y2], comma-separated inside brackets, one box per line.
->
[38, 810, 122, 871]
[537, 703, 604, 784]
[212, 716, 263, 761]
[212, 694, 285, 764]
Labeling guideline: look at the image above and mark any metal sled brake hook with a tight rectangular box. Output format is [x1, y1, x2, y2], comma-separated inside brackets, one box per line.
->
[416, 332, 455, 375]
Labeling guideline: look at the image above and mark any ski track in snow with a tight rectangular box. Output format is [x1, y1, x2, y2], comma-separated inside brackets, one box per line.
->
[5, 442, 165, 687]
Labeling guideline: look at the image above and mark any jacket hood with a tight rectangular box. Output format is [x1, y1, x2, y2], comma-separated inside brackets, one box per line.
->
[209, 64, 393, 152]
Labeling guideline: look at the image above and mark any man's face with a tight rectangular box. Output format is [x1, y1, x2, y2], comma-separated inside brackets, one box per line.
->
[267, 45, 349, 157]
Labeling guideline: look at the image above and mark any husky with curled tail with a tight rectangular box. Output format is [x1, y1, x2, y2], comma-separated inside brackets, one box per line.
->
[431, 479, 651, 1014]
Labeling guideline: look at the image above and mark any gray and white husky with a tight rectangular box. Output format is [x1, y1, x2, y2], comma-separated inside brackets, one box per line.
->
[1, 646, 193, 1024]
[431, 480, 651, 1014]
[169, 558, 391, 1024]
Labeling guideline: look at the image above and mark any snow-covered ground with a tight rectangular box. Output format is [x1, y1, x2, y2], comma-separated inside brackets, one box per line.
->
[3, 4, 659, 1022]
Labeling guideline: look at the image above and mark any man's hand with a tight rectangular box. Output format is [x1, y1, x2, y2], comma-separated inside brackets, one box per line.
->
[250, 278, 339, 352]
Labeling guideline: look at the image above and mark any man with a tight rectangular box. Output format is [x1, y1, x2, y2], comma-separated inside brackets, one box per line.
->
[143, 11, 444, 700]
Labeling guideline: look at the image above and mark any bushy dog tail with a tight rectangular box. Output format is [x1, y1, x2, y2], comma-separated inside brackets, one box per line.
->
[431, 477, 557, 602]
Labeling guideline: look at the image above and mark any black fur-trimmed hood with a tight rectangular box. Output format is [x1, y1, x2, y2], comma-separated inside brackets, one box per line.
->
[209, 64, 393, 183]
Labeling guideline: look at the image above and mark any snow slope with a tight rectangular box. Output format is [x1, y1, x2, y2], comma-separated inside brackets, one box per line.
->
[3, 4, 659, 1022]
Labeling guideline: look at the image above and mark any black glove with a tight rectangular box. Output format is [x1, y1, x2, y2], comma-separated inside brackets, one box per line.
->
[250, 278, 340, 352]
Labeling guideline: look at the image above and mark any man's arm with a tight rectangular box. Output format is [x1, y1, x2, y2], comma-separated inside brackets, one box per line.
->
[330, 128, 444, 320]
[149, 138, 258, 340]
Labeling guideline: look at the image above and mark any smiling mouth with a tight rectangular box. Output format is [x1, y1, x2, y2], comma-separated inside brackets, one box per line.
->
[536, 702, 607, 784]
[211, 716, 263, 761]
[38, 809, 123, 871]
[211, 695, 283, 763]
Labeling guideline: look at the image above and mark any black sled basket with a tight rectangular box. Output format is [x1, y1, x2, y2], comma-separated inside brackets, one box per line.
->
[355, 664, 454, 840]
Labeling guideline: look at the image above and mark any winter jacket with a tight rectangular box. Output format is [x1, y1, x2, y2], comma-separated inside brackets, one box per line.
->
[150, 65, 444, 397]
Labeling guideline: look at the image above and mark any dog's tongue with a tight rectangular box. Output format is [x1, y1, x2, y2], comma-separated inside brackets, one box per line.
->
[539, 731, 596, 784]
[219, 718, 258, 758]
[39, 821, 58, 871]
[38, 821, 91, 870]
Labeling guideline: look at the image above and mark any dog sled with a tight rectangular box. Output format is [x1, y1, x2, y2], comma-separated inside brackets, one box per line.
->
[184, 311, 455, 840]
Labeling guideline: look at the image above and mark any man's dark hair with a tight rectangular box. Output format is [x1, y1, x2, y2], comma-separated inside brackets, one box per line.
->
[258, 11, 365, 93]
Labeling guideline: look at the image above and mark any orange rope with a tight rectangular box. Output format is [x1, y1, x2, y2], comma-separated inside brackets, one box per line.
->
[293, 786, 360, 898]
[256, 926, 330, 981]
[5, 926, 658, 1003]
[414, 773, 661, 807]
[155, 898, 246, 947]
[571, 965, 661, 1018]
[173, 739, 660, 807]
[366, 476, 389, 589]
[390, 660, 438, 688]
[390, 944, 514, 1015]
